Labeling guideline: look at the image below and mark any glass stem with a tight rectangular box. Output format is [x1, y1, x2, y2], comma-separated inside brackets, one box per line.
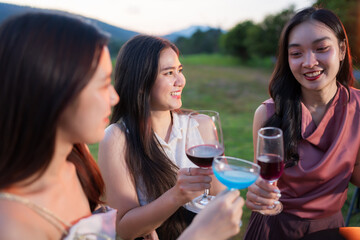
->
[204, 188, 209, 198]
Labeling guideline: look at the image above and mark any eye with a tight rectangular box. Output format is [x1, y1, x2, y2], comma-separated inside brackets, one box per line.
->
[289, 51, 302, 57]
[178, 68, 183, 73]
[164, 71, 173, 76]
[317, 46, 329, 52]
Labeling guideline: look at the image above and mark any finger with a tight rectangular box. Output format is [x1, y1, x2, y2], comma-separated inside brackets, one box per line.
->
[178, 174, 212, 184]
[178, 168, 191, 176]
[216, 189, 240, 203]
[256, 178, 281, 193]
[249, 181, 281, 199]
[246, 189, 279, 205]
[180, 182, 211, 192]
[245, 198, 273, 211]
[232, 197, 244, 223]
[189, 167, 213, 176]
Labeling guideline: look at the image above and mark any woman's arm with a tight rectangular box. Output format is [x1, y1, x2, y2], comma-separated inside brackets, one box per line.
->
[350, 147, 360, 187]
[245, 104, 281, 213]
[98, 124, 212, 239]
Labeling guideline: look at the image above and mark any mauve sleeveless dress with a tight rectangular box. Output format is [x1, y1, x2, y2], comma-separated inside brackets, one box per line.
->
[244, 84, 360, 240]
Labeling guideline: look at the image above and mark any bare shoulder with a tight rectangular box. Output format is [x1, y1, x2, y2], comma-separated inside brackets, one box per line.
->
[102, 123, 125, 145]
[0, 200, 51, 240]
[98, 123, 126, 163]
[97, 124, 138, 214]
[253, 104, 268, 129]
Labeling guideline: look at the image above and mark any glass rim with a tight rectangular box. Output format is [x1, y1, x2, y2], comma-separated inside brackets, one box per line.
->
[189, 110, 220, 116]
[258, 127, 283, 139]
[213, 155, 260, 171]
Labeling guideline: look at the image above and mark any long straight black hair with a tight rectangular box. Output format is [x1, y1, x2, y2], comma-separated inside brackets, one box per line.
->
[0, 12, 108, 211]
[111, 35, 188, 239]
[265, 7, 355, 167]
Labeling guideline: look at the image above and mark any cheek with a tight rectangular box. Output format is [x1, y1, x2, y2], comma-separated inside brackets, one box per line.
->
[288, 58, 300, 74]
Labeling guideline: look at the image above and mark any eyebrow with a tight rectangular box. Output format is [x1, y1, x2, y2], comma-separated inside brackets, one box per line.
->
[288, 37, 331, 48]
[160, 64, 183, 71]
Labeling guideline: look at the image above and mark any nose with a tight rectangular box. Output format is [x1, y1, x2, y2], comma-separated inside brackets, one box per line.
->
[109, 85, 119, 106]
[303, 51, 318, 68]
[174, 73, 186, 87]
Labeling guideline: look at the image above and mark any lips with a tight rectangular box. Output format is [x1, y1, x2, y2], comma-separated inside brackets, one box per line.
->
[170, 91, 181, 96]
[170, 91, 182, 99]
[304, 70, 324, 81]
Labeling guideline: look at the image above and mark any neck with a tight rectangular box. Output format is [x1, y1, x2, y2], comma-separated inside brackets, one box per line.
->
[301, 82, 338, 109]
[150, 110, 172, 142]
[7, 131, 74, 195]
[301, 82, 338, 126]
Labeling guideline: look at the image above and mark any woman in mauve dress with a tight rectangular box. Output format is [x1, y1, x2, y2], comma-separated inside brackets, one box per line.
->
[244, 7, 360, 240]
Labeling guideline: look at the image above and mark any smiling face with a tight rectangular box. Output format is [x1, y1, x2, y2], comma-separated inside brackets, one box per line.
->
[58, 47, 119, 144]
[288, 20, 346, 93]
[149, 47, 186, 111]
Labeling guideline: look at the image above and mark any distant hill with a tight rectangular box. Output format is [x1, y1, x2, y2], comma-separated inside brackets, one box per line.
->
[163, 25, 212, 42]
[0, 2, 138, 43]
[0, 3, 224, 47]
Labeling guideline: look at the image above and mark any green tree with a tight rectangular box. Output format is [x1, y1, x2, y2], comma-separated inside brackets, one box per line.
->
[221, 20, 255, 60]
[175, 28, 223, 55]
[315, 0, 360, 65]
[107, 40, 124, 58]
[221, 6, 295, 60]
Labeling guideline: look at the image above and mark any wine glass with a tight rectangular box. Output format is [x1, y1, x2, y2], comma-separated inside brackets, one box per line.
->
[213, 156, 260, 226]
[256, 127, 284, 215]
[185, 110, 224, 209]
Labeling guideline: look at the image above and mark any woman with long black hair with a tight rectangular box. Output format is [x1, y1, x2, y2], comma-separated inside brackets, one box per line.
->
[245, 7, 360, 239]
[98, 35, 227, 239]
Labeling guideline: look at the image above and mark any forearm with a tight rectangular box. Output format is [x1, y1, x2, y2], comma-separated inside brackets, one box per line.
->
[116, 187, 182, 239]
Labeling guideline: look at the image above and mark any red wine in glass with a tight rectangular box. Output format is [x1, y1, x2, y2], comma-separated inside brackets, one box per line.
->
[186, 144, 224, 168]
[256, 127, 284, 215]
[185, 110, 224, 209]
[257, 154, 284, 183]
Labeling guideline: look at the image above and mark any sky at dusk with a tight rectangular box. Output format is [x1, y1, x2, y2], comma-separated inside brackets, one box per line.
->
[2, 0, 316, 35]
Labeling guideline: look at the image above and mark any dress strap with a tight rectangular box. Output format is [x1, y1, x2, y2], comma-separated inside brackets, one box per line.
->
[0, 192, 71, 235]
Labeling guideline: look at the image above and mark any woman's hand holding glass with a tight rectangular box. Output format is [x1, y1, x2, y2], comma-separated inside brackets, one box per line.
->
[170, 167, 213, 206]
[246, 127, 284, 215]
[185, 110, 224, 209]
[245, 177, 282, 215]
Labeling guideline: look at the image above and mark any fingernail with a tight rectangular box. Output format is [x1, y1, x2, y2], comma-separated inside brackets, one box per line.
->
[273, 189, 280, 193]
[276, 193, 281, 198]
[274, 201, 280, 205]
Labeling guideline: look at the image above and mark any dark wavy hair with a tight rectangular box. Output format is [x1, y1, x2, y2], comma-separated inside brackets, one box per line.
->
[0, 12, 108, 211]
[111, 35, 189, 239]
[265, 7, 355, 167]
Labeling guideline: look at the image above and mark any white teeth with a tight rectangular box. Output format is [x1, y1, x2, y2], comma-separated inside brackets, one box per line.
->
[170, 92, 181, 96]
[305, 71, 322, 77]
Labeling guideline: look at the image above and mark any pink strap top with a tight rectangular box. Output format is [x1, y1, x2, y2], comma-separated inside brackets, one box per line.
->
[264, 84, 360, 219]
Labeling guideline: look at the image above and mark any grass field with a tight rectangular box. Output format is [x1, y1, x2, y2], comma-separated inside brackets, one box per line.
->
[89, 54, 360, 239]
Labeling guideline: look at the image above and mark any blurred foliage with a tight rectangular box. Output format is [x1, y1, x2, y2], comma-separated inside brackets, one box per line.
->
[314, 0, 360, 66]
[222, 6, 295, 61]
[107, 39, 124, 58]
[175, 28, 223, 54]
[177, 1, 360, 68]
[177, 5, 296, 64]
[220, 20, 255, 60]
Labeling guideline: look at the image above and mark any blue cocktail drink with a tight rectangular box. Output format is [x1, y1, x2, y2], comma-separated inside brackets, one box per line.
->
[213, 156, 260, 190]
[214, 170, 258, 190]
[213, 156, 260, 227]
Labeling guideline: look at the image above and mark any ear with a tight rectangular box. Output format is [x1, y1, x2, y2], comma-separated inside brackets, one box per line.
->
[339, 40, 346, 61]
